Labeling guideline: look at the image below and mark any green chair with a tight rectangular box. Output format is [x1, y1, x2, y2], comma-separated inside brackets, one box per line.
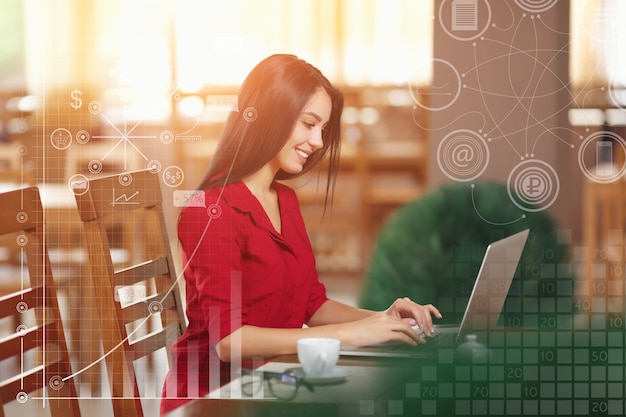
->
[358, 182, 574, 328]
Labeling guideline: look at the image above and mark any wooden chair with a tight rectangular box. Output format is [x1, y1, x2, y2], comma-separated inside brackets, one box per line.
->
[0, 186, 80, 416]
[73, 169, 186, 417]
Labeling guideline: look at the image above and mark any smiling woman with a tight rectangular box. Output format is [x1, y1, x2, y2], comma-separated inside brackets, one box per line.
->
[159, 54, 442, 415]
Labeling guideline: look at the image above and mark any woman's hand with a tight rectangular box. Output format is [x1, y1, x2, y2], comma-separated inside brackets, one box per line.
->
[306, 298, 442, 349]
[384, 297, 442, 337]
[338, 312, 427, 347]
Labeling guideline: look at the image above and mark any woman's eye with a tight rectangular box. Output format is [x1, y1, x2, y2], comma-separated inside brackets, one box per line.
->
[303, 121, 315, 129]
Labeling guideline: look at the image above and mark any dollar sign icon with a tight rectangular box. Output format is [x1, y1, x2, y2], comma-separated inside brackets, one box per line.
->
[70, 88, 83, 110]
[162, 166, 184, 188]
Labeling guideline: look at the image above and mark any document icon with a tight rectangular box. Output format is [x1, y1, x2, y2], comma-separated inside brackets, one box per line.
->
[452, 0, 478, 31]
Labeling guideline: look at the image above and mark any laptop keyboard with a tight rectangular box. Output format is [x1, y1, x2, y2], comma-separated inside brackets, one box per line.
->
[389, 331, 457, 354]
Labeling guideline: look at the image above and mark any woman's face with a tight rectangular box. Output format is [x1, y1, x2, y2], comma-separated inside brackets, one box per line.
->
[270, 87, 332, 175]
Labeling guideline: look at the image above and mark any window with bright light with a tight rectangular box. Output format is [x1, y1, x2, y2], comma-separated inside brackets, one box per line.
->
[173, 0, 434, 91]
[0, 0, 26, 90]
[22, 0, 434, 121]
[570, 0, 626, 102]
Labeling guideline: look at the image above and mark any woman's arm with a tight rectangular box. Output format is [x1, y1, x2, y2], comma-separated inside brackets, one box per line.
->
[215, 298, 441, 362]
[309, 297, 441, 335]
[306, 299, 375, 325]
[215, 300, 374, 361]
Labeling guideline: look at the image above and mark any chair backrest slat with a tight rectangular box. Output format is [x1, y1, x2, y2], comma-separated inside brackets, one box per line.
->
[128, 324, 182, 362]
[114, 256, 170, 286]
[0, 286, 43, 318]
[120, 291, 179, 323]
[0, 322, 58, 362]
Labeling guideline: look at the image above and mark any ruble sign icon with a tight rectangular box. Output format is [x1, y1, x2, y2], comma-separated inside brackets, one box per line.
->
[507, 160, 559, 212]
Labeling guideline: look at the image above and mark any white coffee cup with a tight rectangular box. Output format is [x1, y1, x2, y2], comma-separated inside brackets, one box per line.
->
[297, 337, 340, 378]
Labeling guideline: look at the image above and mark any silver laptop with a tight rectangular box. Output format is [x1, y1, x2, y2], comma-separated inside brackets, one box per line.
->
[340, 229, 530, 358]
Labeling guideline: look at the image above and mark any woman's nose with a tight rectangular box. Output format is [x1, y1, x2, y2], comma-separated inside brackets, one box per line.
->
[309, 128, 323, 150]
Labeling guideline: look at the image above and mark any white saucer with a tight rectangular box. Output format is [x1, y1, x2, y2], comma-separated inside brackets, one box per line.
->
[288, 366, 352, 384]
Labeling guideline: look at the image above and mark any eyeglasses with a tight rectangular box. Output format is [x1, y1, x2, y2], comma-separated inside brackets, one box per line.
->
[240, 369, 314, 400]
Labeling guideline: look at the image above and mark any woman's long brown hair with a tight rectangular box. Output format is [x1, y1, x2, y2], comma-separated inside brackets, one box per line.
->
[195, 54, 344, 208]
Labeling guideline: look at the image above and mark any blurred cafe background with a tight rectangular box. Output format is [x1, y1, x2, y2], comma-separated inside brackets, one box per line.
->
[1, 0, 626, 415]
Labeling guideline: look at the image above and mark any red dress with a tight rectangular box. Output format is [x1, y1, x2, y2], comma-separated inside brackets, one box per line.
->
[160, 180, 328, 415]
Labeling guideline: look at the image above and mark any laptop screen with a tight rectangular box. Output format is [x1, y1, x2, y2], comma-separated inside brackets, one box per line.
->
[457, 229, 529, 338]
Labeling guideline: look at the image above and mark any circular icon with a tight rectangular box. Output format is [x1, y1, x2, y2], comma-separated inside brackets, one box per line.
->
[243, 107, 258, 122]
[160, 130, 174, 144]
[437, 129, 489, 182]
[148, 160, 161, 173]
[149, 301, 163, 315]
[16, 392, 28, 404]
[50, 128, 72, 150]
[69, 174, 90, 196]
[17, 144, 28, 156]
[409, 59, 462, 112]
[163, 166, 184, 188]
[16, 234, 28, 247]
[76, 129, 91, 144]
[88, 100, 102, 115]
[49, 375, 64, 391]
[16, 211, 28, 224]
[16, 324, 28, 336]
[207, 203, 222, 219]
[507, 159, 560, 212]
[578, 131, 626, 184]
[438, 0, 492, 42]
[15, 120, 27, 133]
[514, 0, 558, 13]
[88, 160, 103, 174]
[16, 301, 28, 313]
[118, 172, 134, 186]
